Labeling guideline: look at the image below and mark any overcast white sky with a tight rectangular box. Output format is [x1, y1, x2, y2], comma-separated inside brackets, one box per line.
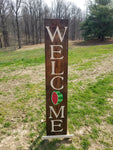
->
[45, 0, 87, 11]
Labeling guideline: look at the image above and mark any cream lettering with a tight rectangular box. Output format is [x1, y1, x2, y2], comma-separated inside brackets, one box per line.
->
[50, 76, 64, 90]
[49, 106, 65, 119]
[51, 61, 64, 75]
[46, 26, 68, 42]
[50, 45, 64, 60]
[51, 120, 63, 132]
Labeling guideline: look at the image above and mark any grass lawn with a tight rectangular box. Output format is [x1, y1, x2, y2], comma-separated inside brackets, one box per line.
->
[0, 42, 113, 150]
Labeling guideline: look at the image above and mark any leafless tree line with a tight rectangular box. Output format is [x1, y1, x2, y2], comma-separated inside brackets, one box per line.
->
[0, 0, 83, 49]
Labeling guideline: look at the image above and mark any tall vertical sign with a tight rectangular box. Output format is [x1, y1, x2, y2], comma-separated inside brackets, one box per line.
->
[43, 19, 73, 139]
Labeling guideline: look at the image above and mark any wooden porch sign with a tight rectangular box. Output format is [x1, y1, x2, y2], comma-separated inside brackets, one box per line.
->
[43, 19, 73, 139]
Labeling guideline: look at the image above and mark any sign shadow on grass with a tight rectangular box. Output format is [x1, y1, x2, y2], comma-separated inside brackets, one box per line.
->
[29, 127, 72, 150]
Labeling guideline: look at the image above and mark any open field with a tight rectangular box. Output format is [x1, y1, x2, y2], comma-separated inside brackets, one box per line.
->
[0, 41, 113, 150]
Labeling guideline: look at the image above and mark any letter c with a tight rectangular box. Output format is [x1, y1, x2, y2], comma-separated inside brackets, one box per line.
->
[50, 76, 64, 90]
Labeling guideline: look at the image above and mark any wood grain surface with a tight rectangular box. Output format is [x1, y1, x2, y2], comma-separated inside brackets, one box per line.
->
[45, 19, 68, 135]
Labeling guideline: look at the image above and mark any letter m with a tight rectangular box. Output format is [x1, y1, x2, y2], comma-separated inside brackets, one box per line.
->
[49, 106, 65, 119]
[46, 26, 68, 42]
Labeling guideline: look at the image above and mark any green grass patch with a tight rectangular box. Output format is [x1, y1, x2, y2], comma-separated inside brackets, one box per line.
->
[90, 127, 99, 139]
[3, 122, 11, 128]
[68, 44, 113, 65]
[80, 137, 90, 150]
[60, 145, 77, 150]
[106, 115, 113, 125]
[0, 74, 30, 83]
[0, 117, 4, 124]
[0, 48, 44, 68]
[68, 72, 113, 128]
[29, 132, 37, 138]
[77, 61, 93, 70]
[0, 44, 113, 150]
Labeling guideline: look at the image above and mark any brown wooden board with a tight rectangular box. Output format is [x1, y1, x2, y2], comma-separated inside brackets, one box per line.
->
[45, 19, 68, 136]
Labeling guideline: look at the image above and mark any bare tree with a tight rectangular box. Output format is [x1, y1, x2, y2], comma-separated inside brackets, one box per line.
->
[51, 0, 65, 19]
[22, 0, 45, 45]
[0, 33, 2, 48]
[0, 0, 11, 47]
[70, 4, 83, 40]
[12, 0, 22, 49]
[22, 6, 30, 44]
[51, 0, 71, 19]
[50, 0, 83, 40]
[43, 4, 50, 19]
[0, 0, 84, 49]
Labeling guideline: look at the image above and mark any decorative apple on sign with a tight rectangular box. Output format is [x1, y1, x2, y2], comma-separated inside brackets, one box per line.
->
[51, 91, 63, 105]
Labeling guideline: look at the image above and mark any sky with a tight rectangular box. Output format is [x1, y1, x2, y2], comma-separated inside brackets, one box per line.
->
[45, 0, 87, 11]
[69, 0, 86, 10]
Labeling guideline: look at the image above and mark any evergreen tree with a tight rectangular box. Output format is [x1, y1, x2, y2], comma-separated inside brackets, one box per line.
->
[81, 0, 113, 41]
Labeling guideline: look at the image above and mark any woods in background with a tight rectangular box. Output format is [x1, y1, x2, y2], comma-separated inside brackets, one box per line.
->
[0, 0, 83, 49]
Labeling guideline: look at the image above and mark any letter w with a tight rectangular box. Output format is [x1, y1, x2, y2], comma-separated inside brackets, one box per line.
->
[46, 26, 68, 42]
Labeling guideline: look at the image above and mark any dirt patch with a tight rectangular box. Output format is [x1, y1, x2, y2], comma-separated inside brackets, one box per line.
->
[0, 64, 45, 96]
[99, 122, 113, 135]
[74, 123, 113, 150]
[19, 65, 45, 83]
[107, 93, 113, 107]
[69, 54, 113, 83]
[0, 125, 30, 150]
[89, 122, 113, 150]
[10, 64, 45, 83]
[17, 44, 44, 52]
[75, 126, 91, 136]
[89, 142, 105, 150]
[0, 64, 45, 138]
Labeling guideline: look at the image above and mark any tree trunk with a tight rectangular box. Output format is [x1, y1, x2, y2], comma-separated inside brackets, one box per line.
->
[101, 35, 104, 41]
[35, 21, 39, 44]
[1, 16, 9, 47]
[16, 12, 21, 49]
[39, 25, 42, 44]
[0, 37, 2, 48]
